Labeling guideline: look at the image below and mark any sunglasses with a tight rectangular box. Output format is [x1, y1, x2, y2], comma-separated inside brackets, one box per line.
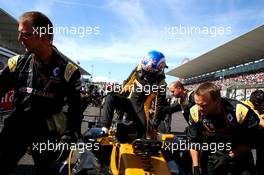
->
[18, 31, 34, 39]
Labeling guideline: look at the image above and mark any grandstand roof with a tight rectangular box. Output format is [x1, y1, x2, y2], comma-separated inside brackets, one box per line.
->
[167, 25, 264, 79]
[0, 8, 22, 53]
[0, 8, 90, 76]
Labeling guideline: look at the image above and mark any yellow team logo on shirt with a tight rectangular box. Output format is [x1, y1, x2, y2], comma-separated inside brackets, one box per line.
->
[236, 104, 249, 124]
[64, 62, 77, 82]
[8, 55, 19, 72]
[190, 105, 199, 123]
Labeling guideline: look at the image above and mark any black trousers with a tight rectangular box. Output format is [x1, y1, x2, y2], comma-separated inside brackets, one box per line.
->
[201, 151, 256, 175]
[256, 130, 264, 175]
[0, 110, 63, 175]
[164, 114, 172, 133]
[102, 93, 146, 138]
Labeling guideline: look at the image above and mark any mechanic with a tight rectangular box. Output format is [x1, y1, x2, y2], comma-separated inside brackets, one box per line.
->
[0, 11, 82, 175]
[243, 90, 264, 175]
[187, 82, 259, 175]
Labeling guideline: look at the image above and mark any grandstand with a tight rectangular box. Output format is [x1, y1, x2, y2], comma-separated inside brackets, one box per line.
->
[167, 25, 264, 100]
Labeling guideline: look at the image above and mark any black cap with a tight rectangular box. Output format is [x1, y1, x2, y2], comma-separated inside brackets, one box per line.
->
[250, 90, 264, 107]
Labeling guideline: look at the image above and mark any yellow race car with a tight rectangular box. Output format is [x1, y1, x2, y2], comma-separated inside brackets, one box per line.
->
[67, 119, 189, 175]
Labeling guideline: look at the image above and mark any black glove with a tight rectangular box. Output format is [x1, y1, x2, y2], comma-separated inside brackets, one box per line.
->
[209, 151, 231, 171]
[192, 166, 200, 175]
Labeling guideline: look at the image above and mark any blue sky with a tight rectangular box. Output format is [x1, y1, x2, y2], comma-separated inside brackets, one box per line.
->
[0, 0, 263, 84]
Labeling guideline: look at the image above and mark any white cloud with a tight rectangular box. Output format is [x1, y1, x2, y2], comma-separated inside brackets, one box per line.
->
[52, 0, 263, 80]
[166, 62, 177, 69]
[1, 0, 263, 83]
[93, 75, 119, 83]
[55, 36, 141, 64]
[93, 75, 109, 82]
[106, 0, 148, 32]
[52, 0, 105, 8]
[54, 29, 231, 70]
[34, 0, 54, 15]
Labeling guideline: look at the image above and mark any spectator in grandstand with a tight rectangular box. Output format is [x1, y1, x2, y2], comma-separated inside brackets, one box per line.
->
[101, 50, 167, 138]
[243, 90, 264, 175]
[186, 82, 259, 175]
[0, 11, 82, 175]
[184, 71, 264, 89]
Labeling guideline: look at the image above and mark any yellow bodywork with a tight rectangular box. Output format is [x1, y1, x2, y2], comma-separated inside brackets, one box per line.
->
[110, 143, 171, 175]
[159, 134, 175, 148]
